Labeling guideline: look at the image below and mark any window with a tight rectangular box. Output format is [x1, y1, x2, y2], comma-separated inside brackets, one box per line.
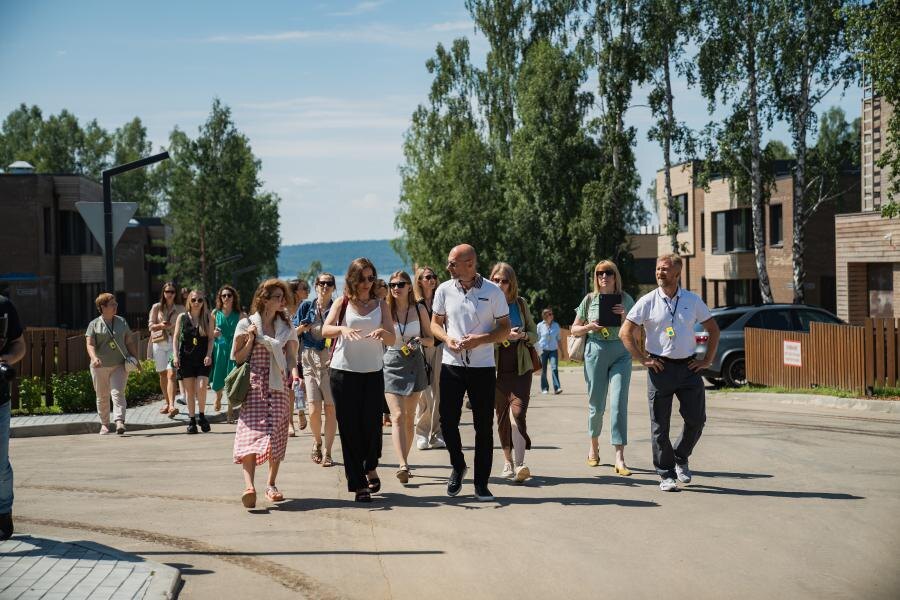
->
[43, 208, 52, 254]
[795, 309, 841, 332]
[59, 211, 101, 256]
[868, 263, 894, 318]
[712, 208, 755, 254]
[700, 212, 706, 250]
[770, 204, 783, 246]
[746, 309, 796, 331]
[675, 193, 689, 232]
[713, 312, 744, 331]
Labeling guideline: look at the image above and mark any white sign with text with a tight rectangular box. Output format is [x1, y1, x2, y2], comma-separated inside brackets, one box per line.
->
[783, 340, 802, 367]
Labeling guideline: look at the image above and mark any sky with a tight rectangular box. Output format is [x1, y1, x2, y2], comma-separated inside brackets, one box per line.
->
[1, 0, 863, 245]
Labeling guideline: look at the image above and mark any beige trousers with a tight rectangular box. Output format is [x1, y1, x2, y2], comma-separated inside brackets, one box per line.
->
[414, 346, 443, 442]
[91, 364, 127, 425]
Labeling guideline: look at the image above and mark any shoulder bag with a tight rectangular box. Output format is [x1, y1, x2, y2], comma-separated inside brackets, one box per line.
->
[566, 294, 595, 362]
[516, 297, 542, 372]
[102, 318, 140, 374]
[224, 318, 254, 410]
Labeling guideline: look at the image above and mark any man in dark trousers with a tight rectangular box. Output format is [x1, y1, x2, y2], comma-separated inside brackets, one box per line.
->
[431, 244, 510, 501]
[621, 254, 720, 492]
[0, 294, 26, 539]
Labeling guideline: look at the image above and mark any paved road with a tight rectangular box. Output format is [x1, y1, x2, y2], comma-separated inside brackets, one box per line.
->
[9, 369, 900, 600]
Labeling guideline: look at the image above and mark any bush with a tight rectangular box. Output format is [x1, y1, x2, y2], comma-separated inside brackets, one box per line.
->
[51, 370, 96, 413]
[125, 360, 161, 403]
[18, 376, 44, 414]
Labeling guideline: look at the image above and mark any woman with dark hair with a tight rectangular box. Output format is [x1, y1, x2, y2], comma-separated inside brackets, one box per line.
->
[322, 258, 395, 502]
[231, 279, 300, 508]
[173, 289, 216, 435]
[373, 278, 392, 427]
[570, 259, 635, 474]
[412, 266, 444, 450]
[286, 279, 310, 436]
[384, 270, 433, 484]
[210, 285, 241, 413]
[295, 272, 338, 466]
[489, 262, 539, 483]
[148, 282, 184, 417]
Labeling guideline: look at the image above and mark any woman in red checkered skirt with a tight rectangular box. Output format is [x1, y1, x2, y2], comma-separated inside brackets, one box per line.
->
[231, 279, 299, 509]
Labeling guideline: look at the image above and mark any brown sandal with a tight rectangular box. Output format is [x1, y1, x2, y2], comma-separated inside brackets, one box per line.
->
[241, 487, 257, 508]
[298, 411, 308, 430]
[159, 405, 170, 414]
[322, 453, 334, 468]
[266, 486, 284, 502]
[311, 442, 323, 464]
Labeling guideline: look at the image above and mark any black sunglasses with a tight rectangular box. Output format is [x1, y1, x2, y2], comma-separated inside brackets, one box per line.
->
[191, 298, 205, 304]
[164, 290, 175, 295]
[596, 270, 615, 278]
[220, 292, 233, 298]
[421, 274, 436, 281]
[317, 280, 335, 287]
[389, 282, 408, 289]
[492, 278, 510, 284]
[362, 275, 377, 283]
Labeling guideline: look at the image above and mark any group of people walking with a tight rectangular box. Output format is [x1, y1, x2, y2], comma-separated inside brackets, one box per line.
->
[82, 245, 720, 505]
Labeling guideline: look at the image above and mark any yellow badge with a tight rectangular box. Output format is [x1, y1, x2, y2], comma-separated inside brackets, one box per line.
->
[109, 341, 117, 350]
[600, 327, 610, 339]
[192, 337, 198, 346]
[325, 338, 332, 348]
[665, 326, 676, 338]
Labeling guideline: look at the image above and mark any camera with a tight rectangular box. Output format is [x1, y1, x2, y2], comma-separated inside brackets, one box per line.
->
[0, 363, 14, 383]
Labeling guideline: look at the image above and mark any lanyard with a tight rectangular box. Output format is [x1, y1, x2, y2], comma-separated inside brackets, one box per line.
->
[659, 288, 680, 324]
[393, 305, 411, 342]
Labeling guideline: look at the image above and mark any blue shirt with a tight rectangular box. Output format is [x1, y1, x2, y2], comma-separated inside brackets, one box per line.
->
[508, 301, 523, 329]
[536, 320, 561, 352]
[294, 298, 333, 352]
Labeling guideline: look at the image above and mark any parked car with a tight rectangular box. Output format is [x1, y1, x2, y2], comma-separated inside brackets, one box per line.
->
[693, 304, 843, 387]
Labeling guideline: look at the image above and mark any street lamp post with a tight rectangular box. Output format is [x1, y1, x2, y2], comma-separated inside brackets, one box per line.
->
[101, 151, 170, 291]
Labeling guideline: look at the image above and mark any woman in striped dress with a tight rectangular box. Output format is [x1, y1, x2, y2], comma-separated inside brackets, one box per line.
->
[231, 279, 299, 508]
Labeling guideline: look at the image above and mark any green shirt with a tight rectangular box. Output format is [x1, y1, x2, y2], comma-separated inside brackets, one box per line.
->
[85, 315, 131, 366]
[576, 292, 635, 341]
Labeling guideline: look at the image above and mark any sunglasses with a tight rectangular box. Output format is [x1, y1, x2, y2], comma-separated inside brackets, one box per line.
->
[220, 292, 233, 298]
[317, 280, 335, 287]
[191, 298, 205, 304]
[421, 274, 436, 281]
[596, 270, 615, 278]
[389, 282, 408, 289]
[492, 278, 510, 284]
[361, 275, 377, 283]
[164, 290, 175, 295]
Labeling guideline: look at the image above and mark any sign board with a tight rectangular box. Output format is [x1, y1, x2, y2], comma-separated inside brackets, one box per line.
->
[75, 201, 137, 253]
[783, 340, 802, 367]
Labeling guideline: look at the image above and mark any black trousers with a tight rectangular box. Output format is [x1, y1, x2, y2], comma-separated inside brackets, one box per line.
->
[647, 362, 706, 479]
[439, 364, 496, 487]
[330, 369, 384, 492]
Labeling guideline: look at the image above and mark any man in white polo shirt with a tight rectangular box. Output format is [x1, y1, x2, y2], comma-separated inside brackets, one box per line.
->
[431, 244, 510, 501]
[620, 254, 720, 492]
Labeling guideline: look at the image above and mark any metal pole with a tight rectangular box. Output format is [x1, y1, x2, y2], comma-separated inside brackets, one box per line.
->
[103, 173, 114, 291]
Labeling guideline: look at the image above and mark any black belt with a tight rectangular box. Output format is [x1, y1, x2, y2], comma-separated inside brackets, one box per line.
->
[650, 354, 694, 364]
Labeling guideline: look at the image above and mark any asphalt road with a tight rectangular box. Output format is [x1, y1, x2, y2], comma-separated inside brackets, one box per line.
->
[9, 369, 900, 600]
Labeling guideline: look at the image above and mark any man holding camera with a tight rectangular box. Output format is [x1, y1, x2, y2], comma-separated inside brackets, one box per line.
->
[0, 293, 25, 540]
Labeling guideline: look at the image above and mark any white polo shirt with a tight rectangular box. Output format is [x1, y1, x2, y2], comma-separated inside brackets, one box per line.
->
[433, 275, 509, 368]
[626, 287, 712, 359]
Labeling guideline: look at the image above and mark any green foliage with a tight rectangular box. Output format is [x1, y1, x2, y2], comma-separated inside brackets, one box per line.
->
[50, 370, 95, 413]
[111, 118, 157, 216]
[125, 360, 161, 402]
[0, 104, 43, 167]
[18, 376, 45, 414]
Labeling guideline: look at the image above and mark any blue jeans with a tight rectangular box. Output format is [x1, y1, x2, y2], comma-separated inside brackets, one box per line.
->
[540, 350, 561, 392]
[0, 400, 12, 514]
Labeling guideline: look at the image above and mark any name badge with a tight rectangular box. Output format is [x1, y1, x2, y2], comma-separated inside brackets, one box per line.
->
[109, 341, 117, 350]
[325, 338, 332, 348]
[665, 326, 676, 338]
[600, 327, 610, 339]
[400, 344, 413, 356]
[501, 340, 511, 348]
[192, 337, 198, 346]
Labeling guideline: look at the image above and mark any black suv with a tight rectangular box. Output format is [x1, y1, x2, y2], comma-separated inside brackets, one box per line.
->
[694, 304, 843, 387]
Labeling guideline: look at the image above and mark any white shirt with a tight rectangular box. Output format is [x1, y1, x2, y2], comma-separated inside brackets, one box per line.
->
[433, 275, 509, 368]
[626, 287, 712, 359]
[330, 302, 384, 373]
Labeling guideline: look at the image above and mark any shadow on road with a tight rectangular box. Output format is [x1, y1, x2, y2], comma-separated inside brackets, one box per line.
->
[683, 484, 864, 500]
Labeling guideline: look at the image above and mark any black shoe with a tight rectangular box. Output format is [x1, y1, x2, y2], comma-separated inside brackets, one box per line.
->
[187, 419, 198, 434]
[198, 413, 211, 433]
[474, 485, 494, 501]
[0, 513, 12, 540]
[447, 467, 467, 497]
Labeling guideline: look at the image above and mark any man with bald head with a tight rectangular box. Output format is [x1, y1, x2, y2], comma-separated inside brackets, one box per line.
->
[431, 244, 511, 501]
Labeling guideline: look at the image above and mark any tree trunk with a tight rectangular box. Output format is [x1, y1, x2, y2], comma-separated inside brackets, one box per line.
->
[663, 45, 678, 253]
[746, 10, 773, 303]
[791, 61, 810, 305]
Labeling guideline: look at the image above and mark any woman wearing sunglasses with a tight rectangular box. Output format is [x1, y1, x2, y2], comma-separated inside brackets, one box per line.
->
[210, 285, 241, 415]
[322, 258, 395, 503]
[570, 260, 635, 474]
[148, 282, 184, 417]
[383, 271, 433, 485]
[172, 290, 216, 434]
[294, 273, 338, 467]
[489, 263, 539, 483]
[413, 266, 445, 450]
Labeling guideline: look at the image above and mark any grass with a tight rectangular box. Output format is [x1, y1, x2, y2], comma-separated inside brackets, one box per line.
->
[713, 384, 900, 400]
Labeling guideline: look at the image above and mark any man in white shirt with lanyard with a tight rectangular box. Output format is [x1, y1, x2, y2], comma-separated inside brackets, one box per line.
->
[432, 244, 511, 501]
[620, 254, 720, 492]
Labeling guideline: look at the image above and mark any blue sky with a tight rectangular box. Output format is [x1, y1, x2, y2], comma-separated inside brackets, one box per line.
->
[1, 0, 862, 245]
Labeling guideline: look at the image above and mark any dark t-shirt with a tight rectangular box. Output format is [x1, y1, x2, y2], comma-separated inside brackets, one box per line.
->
[1, 295, 24, 402]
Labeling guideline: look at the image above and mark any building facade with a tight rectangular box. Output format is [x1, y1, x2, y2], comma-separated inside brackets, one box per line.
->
[0, 171, 168, 329]
[656, 161, 859, 312]
[834, 92, 900, 323]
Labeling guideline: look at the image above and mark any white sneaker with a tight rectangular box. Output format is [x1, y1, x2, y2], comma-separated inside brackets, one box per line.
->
[514, 464, 531, 483]
[99, 425, 109, 435]
[541, 390, 548, 394]
[675, 462, 692, 483]
[501, 463, 515, 478]
[659, 477, 678, 492]
[415, 435, 429, 451]
[430, 436, 446, 449]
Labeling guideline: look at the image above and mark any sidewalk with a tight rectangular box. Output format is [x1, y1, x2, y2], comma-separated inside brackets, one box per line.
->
[10, 389, 228, 438]
[0, 535, 179, 599]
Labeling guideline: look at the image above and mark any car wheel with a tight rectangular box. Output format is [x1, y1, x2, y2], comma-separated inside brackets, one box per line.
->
[704, 377, 724, 388]
[722, 354, 747, 387]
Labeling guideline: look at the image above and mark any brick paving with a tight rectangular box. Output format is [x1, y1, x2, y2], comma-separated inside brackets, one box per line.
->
[0, 536, 178, 599]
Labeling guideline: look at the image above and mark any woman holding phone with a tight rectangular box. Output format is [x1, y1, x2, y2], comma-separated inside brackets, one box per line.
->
[570, 260, 635, 474]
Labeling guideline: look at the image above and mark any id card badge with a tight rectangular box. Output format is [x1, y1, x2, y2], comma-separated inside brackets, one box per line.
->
[192, 337, 198, 346]
[109, 341, 117, 350]
[600, 327, 610, 339]
[400, 344, 412, 356]
[325, 338, 332, 348]
[665, 326, 676, 338]
[501, 340, 511, 348]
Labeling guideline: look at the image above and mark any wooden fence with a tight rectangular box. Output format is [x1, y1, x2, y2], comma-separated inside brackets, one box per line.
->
[10, 327, 149, 409]
[745, 318, 897, 396]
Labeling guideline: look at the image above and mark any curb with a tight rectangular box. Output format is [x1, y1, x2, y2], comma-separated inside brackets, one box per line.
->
[10, 410, 231, 438]
[74, 539, 182, 599]
[711, 391, 900, 414]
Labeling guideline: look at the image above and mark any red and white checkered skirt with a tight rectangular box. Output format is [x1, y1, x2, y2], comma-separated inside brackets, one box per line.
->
[232, 343, 291, 465]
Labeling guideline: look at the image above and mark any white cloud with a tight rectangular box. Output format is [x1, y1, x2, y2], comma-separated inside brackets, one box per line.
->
[328, 1, 387, 17]
[252, 139, 401, 160]
[290, 176, 316, 188]
[353, 192, 382, 209]
[56, 49, 67, 56]
[428, 20, 473, 32]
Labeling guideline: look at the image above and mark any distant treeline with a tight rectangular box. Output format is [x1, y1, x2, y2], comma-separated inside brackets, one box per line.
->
[279, 239, 410, 280]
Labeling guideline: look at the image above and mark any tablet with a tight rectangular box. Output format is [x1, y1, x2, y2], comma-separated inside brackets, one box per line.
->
[595, 293, 623, 327]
